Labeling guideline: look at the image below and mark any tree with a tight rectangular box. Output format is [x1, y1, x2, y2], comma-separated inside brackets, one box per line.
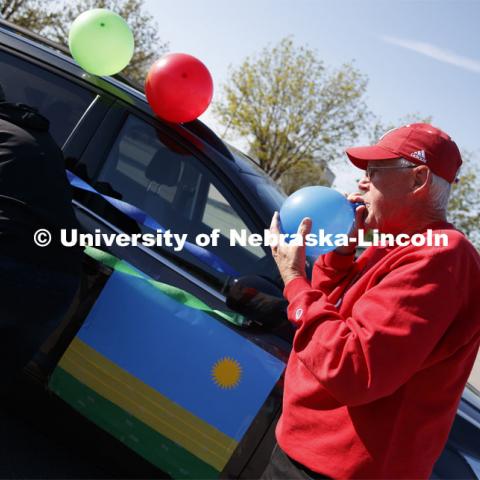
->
[212, 37, 370, 184]
[1, 0, 58, 34]
[448, 152, 480, 249]
[279, 156, 331, 195]
[368, 113, 433, 144]
[1, 0, 168, 84]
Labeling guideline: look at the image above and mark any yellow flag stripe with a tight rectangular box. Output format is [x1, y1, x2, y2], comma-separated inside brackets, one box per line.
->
[59, 337, 238, 470]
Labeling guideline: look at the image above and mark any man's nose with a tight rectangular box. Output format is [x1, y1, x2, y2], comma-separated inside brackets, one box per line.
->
[358, 174, 369, 191]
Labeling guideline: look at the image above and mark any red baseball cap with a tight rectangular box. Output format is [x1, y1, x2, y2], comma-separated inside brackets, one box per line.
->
[345, 123, 462, 183]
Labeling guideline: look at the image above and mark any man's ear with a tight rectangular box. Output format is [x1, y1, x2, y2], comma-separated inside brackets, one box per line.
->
[412, 166, 430, 192]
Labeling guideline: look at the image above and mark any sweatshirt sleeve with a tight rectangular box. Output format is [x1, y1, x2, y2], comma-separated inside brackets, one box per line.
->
[283, 246, 462, 406]
[310, 250, 356, 295]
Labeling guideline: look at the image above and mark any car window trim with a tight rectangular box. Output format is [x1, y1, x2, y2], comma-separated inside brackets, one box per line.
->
[464, 384, 480, 412]
[457, 404, 480, 430]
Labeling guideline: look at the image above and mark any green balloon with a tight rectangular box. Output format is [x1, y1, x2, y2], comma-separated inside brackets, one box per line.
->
[69, 9, 134, 76]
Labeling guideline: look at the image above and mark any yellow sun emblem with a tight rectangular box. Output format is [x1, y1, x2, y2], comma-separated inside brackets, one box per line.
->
[211, 357, 242, 389]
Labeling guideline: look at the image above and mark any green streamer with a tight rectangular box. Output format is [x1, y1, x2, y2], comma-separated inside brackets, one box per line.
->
[84, 247, 247, 327]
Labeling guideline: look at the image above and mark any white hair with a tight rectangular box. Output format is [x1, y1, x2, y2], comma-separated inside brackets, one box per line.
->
[397, 158, 451, 213]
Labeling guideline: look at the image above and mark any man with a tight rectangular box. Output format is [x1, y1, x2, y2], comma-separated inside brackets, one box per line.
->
[264, 123, 480, 479]
[0, 84, 83, 395]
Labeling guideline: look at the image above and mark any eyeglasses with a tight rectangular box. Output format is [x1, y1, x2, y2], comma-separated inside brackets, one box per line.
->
[365, 165, 417, 180]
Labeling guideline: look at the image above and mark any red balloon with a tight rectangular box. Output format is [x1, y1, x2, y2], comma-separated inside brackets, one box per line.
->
[145, 53, 214, 123]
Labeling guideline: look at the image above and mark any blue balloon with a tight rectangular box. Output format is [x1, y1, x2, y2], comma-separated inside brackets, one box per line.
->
[279, 186, 357, 257]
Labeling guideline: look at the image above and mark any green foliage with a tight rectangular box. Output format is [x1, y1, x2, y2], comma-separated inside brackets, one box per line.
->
[280, 157, 331, 195]
[2, 0, 58, 33]
[1, 0, 168, 84]
[212, 37, 370, 183]
[369, 113, 433, 144]
[448, 154, 480, 249]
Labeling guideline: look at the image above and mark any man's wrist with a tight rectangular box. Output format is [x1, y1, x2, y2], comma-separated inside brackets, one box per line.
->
[282, 271, 305, 285]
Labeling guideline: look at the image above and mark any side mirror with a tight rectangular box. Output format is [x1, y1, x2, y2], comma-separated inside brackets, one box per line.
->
[226, 275, 289, 327]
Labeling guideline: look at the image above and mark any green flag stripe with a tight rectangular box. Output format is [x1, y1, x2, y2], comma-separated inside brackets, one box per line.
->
[50, 367, 220, 479]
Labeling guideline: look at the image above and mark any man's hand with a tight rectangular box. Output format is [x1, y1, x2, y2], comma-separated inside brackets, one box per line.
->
[335, 193, 367, 256]
[269, 211, 311, 285]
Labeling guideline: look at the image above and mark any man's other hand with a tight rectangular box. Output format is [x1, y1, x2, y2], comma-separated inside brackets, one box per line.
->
[269, 211, 311, 285]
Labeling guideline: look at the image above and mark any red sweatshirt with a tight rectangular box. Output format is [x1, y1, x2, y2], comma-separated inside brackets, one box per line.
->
[276, 222, 480, 479]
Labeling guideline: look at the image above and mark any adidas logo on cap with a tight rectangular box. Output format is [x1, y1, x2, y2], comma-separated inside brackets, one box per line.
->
[410, 150, 426, 163]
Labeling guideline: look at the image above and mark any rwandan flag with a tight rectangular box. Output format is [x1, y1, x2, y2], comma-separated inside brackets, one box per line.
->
[49, 249, 286, 479]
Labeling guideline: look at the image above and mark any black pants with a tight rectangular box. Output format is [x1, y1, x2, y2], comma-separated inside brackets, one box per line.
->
[0, 256, 80, 396]
[261, 443, 331, 480]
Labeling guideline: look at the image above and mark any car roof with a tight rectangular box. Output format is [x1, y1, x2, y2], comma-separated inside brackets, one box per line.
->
[0, 18, 237, 162]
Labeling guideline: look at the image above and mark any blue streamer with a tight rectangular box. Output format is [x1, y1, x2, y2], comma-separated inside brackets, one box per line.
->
[66, 170, 238, 276]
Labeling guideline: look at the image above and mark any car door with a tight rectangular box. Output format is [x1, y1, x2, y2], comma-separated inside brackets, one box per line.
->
[51, 101, 288, 479]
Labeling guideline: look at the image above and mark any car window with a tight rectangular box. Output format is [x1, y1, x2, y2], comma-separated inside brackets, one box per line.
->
[202, 184, 264, 258]
[0, 49, 95, 145]
[95, 114, 271, 288]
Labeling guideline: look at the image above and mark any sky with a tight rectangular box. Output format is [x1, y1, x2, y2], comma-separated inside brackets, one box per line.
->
[144, 0, 480, 191]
